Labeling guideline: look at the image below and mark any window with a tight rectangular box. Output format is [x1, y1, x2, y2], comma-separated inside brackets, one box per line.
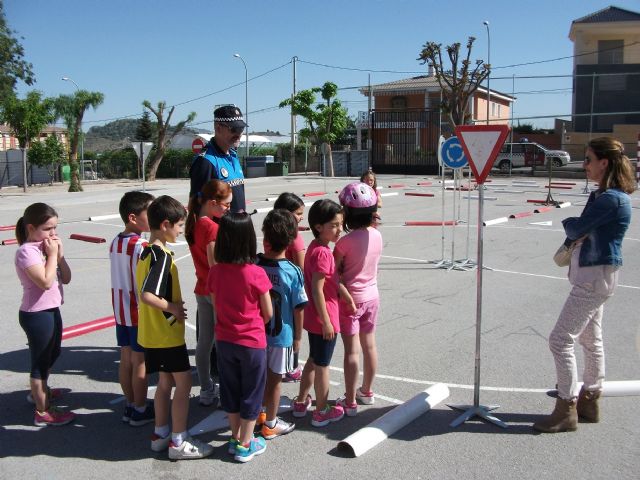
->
[391, 96, 407, 109]
[598, 73, 626, 91]
[598, 40, 624, 65]
[491, 102, 501, 117]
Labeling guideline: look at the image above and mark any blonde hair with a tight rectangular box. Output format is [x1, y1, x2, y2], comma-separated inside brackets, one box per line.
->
[588, 137, 636, 194]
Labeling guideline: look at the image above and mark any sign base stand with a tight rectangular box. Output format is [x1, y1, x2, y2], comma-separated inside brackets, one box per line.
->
[448, 403, 507, 428]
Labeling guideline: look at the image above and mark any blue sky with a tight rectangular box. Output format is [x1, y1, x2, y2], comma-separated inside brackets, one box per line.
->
[6, 0, 640, 135]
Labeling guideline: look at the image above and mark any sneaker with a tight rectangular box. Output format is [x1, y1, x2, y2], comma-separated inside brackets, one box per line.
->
[256, 411, 267, 426]
[27, 387, 64, 405]
[261, 417, 295, 439]
[199, 385, 220, 407]
[234, 436, 267, 463]
[311, 405, 344, 427]
[227, 437, 239, 455]
[356, 387, 375, 405]
[150, 433, 171, 452]
[122, 405, 133, 423]
[34, 407, 75, 427]
[283, 366, 302, 383]
[336, 395, 358, 417]
[168, 437, 214, 460]
[292, 394, 312, 418]
[129, 402, 155, 427]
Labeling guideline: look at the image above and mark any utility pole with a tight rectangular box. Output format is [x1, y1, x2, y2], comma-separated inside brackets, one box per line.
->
[291, 56, 297, 167]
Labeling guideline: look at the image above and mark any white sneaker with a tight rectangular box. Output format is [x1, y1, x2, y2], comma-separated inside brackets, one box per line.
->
[168, 437, 214, 460]
[356, 387, 375, 405]
[150, 433, 171, 452]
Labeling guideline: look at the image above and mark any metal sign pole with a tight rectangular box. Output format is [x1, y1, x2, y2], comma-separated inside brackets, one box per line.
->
[140, 143, 146, 193]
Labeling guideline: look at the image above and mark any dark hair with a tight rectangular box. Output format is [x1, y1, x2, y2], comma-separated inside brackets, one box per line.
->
[343, 207, 375, 233]
[147, 195, 187, 230]
[263, 209, 297, 253]
[308, 199, 342, 238]
[588, 137, 636, 194]
[273, 192, 304, 212]
[360, 169, 378, 190]
[15, 203, 58, 245]
[214, 212, 257, 264]
[119, 191, 154, 224]
[185, 180, 231, 245]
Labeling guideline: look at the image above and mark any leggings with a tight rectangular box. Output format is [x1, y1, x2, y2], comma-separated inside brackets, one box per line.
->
[19, 307, 63, 380]
[195, 294, 216, 391]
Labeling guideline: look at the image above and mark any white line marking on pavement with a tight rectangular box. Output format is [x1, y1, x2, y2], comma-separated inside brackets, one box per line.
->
[374, 393, 404, 405]
[492, 268, 640, 290]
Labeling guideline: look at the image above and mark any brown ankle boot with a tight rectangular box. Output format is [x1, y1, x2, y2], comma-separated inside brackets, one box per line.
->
[533, 397, 578, 433]
[577, 387, 601, 423]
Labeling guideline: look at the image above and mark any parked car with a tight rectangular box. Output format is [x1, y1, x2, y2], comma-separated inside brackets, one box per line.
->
[495, 142, 571, 173]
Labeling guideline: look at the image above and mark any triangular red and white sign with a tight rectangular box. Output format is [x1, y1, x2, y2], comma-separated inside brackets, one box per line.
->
[454, 125, 510, 184]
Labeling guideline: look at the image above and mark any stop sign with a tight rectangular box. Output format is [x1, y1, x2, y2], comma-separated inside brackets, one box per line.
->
[192, 137, 206, 153]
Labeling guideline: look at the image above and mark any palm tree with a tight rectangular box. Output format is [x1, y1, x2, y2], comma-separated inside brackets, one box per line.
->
[54, 90, 104, 191]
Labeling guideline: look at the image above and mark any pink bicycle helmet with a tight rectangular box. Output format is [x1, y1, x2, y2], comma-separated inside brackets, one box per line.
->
[339, 182, 378, 212]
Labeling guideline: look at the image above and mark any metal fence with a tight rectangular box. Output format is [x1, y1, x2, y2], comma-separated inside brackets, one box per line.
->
[0, 150, 55, 188]
[370, 109, 441, 175]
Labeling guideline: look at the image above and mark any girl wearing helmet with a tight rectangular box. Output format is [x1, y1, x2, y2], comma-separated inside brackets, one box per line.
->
[334, 182, 383, 415]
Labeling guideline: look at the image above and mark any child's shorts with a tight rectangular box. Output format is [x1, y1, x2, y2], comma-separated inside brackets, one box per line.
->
[339, 298, 379, 336]
[144, 344, 190, 374]
[307, 332, 337, 367]
[266, 345, 295, 375]
[216, 341, 266, 420]
[116, 324, 144, 352]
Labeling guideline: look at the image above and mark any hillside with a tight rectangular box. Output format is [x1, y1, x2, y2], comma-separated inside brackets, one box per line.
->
[84, 119, 207, 153]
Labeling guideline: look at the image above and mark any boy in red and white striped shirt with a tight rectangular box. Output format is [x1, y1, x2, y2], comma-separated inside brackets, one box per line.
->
[109, 191, 154, 426]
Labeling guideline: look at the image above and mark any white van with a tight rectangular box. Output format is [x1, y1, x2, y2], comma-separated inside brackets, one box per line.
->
[495, 142, 571, 173]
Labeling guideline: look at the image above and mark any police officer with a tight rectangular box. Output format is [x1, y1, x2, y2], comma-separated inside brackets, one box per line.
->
[189, 105, 247, 212]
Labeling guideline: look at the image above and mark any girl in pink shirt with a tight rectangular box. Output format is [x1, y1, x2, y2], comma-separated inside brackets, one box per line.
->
[293, 199, 354, 427]
[208, 212, 273, 462]
[335, 182, 383, 416]
[14, 203, 74, 427]
[185, 180, 232, 406]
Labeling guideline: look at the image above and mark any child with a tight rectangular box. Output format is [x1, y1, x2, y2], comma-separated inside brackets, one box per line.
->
[109, 191, 155, 426]
[272, 192, 306, 382]
[185, 179, 232, 407]
[256, 209, 308, 439]
[335, 182, 383, 415]
[208, 212, 272, 463]
[360, 169, 382, 210]
[15, 203, 74, 427]
[293, 199, 354, 427]
[136, 195, 213, 460]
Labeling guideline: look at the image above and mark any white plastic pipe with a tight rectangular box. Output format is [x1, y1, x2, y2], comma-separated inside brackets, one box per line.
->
[557, 201, 572, 208]
[602, 380, 640, 397]
[483, 217, 509, 226]
[337, 383, 449, 457]
[89, 213, 121, 221]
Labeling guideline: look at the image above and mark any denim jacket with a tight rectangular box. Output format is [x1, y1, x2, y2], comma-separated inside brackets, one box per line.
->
[562, 188, 631, 267]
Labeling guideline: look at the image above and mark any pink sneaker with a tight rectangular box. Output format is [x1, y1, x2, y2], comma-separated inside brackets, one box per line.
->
[356, 387, 375, 405]
[283, 366, 302, 383]
[312, 405, 344, 427]
[336, 395, 358, 417]
[34, 407, 75, 427]
[292, 394, 312, 418]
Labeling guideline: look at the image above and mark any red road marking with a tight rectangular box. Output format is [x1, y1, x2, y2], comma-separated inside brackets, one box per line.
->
[302, 192, 326, 197]
[534, 206, 554, 213]
[1, 238, 18, 245]
[545, 185, 573, 190]
[387, 184, 406, 188]
[405, 192, 435, 197]
[62, 316, 115, 340]
[509, 211, 534, 219]
[527, 199, 548, 203]
[0, 225, 15, 231]
[417, 182, 432, 186]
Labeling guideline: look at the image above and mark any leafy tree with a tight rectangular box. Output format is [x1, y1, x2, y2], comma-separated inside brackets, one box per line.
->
[418, 37, 489, 127]
[279, 81, 348, 176]
[28, 135, 66, 184]
[135, 109, 154, 142]
[0, 91, 55, 149]
[54, 90, 104, 191]
[0, 0, 35, 100]
[142, 100, 196, 181]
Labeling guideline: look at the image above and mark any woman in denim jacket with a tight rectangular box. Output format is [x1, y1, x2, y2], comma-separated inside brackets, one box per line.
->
[534, 137, 636, 433]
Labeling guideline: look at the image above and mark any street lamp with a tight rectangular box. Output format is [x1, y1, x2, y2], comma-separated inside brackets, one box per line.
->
[62, 76, 84, 178]
[233, 53, 249, 160]
[483, 21, 490, 125]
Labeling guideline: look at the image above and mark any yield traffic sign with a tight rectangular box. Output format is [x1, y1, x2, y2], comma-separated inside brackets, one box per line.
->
[454, 125, 510, 184]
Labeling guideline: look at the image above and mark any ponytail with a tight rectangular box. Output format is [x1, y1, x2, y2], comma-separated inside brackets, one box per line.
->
[16, 203, 58, 245]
